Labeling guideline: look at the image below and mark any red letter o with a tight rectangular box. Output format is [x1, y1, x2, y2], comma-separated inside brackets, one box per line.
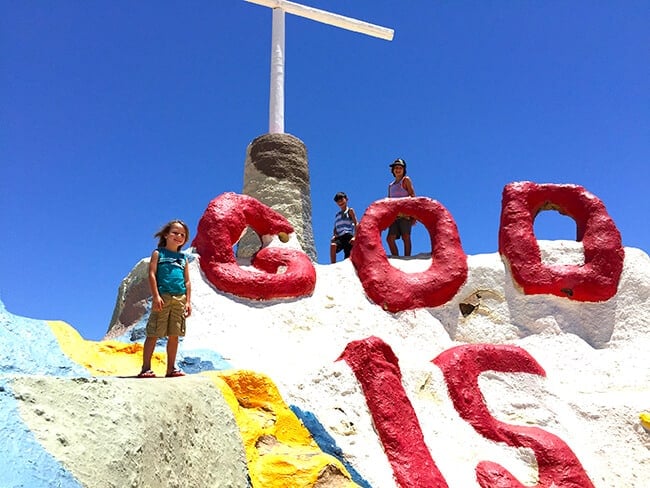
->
[351, 197, 467, 312]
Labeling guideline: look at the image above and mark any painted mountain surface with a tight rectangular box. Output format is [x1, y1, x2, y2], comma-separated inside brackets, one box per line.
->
[2, 239, 649, 487]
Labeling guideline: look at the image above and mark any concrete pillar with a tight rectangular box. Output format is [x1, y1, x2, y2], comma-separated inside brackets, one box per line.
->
[237, 133, 316, 261]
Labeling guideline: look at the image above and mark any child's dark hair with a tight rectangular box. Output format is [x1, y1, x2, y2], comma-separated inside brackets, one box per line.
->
[155, 220, 190, 251]
[334, 192, 348, 202]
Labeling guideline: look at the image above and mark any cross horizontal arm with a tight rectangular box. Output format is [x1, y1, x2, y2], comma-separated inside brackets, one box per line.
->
[245, 0, 394, 41]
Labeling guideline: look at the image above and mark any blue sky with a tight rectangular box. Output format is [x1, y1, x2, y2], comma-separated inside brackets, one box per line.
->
[2, 0, 648, 340]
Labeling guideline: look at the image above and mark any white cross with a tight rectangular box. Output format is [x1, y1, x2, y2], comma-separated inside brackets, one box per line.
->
[245, 0, 394, 133]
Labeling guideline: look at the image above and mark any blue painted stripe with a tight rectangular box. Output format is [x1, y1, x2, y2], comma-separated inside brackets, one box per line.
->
[290, 405, 372, 488]
[178, 349, 232, 373]
[0, 302, 89, 377]
[0, 378, 83, 488]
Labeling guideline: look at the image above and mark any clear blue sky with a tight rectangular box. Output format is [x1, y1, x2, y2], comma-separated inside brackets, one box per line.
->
[2, 1, 648, 340]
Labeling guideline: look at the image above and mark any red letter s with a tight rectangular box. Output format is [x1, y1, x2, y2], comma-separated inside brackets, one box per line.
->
[433, 344, 595, 488]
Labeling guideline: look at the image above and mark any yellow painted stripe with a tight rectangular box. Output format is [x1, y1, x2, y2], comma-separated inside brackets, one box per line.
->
[640, 412, 650, 432]
[47, 320, 167, 377]
[204, 370, 360, 488]
[47, 320, 359, 486]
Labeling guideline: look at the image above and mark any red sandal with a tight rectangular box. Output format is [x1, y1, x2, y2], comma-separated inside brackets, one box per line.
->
[137, 370, 156, 378]
[165, 369, 185, 378]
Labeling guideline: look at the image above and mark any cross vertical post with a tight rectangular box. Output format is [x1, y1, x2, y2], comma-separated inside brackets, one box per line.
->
[269, 8, 285, 133]
[245, 0, 394, 133]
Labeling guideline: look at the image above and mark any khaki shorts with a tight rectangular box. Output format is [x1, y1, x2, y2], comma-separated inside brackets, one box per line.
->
[146, 293, 187, 337]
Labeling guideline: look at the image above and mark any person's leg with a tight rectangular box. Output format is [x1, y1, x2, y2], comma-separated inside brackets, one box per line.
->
[141, 336, 157, 373]
[387, 233, 399, 256]
[342, 235, 353, 259]
[403, 233, 412, 257]
[141, 295, 170, 375]
[395, 218, 412, 256]
[330, 241, 337, 263]
[163, 295, 186, 376]
[343, 243, 351, 259]
[166, 336, 180, 376]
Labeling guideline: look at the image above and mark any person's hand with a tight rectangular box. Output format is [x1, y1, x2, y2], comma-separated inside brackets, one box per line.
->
[152, 295, 164, 312]
[185, 302, 192, 317]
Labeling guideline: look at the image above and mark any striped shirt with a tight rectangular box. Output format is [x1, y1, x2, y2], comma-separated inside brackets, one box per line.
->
[334, 209, 355, 236]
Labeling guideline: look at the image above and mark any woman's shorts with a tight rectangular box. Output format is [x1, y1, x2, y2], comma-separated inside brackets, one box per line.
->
[388, 217, 412, 239]
[146, 293, 187, 338]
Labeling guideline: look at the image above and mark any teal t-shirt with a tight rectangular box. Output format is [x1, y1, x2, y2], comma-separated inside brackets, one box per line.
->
[156, 247, 187, 294]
